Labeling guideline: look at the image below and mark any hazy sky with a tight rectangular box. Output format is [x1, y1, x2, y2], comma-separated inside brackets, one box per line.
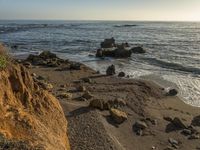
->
[0, 0, 200, 21]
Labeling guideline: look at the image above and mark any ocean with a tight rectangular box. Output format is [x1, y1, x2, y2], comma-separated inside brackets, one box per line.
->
[0, 20, 200, 106]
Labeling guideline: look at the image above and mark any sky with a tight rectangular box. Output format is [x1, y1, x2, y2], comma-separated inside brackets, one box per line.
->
[0, 0, 200, 21]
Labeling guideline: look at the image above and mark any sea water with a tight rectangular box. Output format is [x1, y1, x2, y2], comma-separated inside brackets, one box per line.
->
[0, 20, 200, 106]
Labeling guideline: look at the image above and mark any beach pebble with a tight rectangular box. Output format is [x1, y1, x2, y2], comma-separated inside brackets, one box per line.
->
[58, 93, 72, 99]
[134, 120, 148, 130]
[82, 78, 92, 83]
[188, 134, 200, 140]
[77, 85, 86, 92]
[31, 73, 37, 77]
[40, 82, 53, 90]
[23, 62, 32, 68]
[70, 62, 81, 70]
[82, 91, 93, 99]
[168, 138, 179, 147]
[37, 75, 46, 80]
[181, 129, 192, 136]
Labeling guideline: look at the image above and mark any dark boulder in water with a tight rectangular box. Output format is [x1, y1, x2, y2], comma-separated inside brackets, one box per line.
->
[131, 46, 146, 54]
[96, 43, 132, 58]
[114, 46, 132, 58]
[101, 37, 116, 48]
[106, 64, 116, 76]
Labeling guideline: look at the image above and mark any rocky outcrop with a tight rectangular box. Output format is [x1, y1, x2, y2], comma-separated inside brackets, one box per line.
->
[114, 46, 132, 58]
[131, 46, 146, 54]
[25, 51, 67, 67]
[96, 38, 146, 58]
[96, 46, 132, 58]
[101, 37, 116, 48]
[0, 62, 70, 149]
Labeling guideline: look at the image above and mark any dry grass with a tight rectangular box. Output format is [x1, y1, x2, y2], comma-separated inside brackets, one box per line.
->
[0, 44, 9, 69]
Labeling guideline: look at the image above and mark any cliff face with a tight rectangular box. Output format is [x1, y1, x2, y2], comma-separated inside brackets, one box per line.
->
[0, 62, 70, 149]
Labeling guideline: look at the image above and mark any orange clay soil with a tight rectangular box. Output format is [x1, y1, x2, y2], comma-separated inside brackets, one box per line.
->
[0, 57, 70, 149]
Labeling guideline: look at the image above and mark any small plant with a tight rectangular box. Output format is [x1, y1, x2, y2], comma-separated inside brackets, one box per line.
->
[0, 55, 7, 69]
[0, 44, 9, 69]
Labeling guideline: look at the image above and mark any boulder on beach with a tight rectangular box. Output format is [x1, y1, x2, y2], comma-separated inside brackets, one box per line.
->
[110, 108, 127, 124]
[172, 117, 188, 129]
[167, 89, 178, 96]
[133, 120, 148, 136]
[106, 64, 116, 76]
[101, 37, 116, 48]
[70, 62, 81, 70]
[89, 99, 105, 110]
[118, 72, 126, 77]
[192, 115, 200, 127]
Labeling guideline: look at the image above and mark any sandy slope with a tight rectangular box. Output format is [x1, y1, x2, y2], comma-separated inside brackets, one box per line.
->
[0, 60, 70, 149]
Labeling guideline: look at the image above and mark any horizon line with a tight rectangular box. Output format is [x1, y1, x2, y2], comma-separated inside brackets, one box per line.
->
[0, 19, 200, 23]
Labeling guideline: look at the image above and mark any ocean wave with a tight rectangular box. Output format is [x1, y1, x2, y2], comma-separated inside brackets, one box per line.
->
[72, 39, 92, 44]
[114, 24, 138, 28]
[0, 24, 68, 34]
[142, 57, 200, 75]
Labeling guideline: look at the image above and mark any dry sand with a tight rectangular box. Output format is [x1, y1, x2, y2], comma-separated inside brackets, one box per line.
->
[26, 55, 200, 150]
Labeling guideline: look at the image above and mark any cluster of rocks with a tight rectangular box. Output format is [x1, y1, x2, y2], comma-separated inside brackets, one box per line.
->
[23, 51, 82, 71]
[31, 73, 53, 91]
[106, 64, 126, 78]
[96, 38, 146, 58]
[89, 98, 127, 124]
[133, 118, 156, 136]
[25, 51, 67, 67]
[164, 116, 200, 140]
[89, 98, 126, 110]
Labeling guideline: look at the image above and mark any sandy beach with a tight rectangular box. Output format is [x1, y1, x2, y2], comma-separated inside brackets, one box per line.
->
[20, 51, 200, 150]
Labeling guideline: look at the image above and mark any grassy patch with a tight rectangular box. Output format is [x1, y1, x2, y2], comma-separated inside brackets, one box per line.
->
[0, 55, 7, 69]
[0, 44, 9, 69]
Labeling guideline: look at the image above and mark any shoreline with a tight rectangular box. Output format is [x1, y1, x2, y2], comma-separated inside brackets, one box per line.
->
[14, 52, 199, 108]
